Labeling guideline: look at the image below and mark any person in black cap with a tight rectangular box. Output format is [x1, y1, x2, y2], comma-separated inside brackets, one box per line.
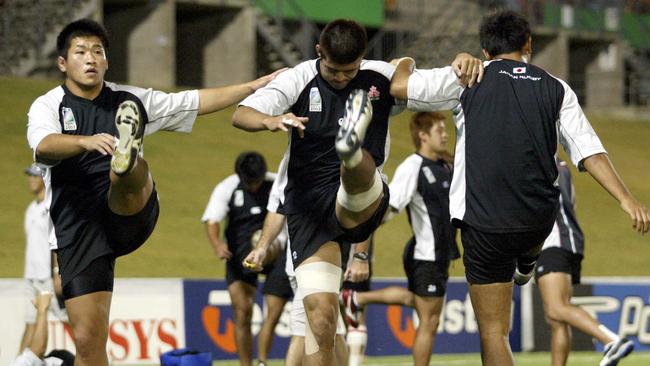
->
[20, 165, 68, 354]
[201, 152, 291, 366]
[11, 291, 75, 366]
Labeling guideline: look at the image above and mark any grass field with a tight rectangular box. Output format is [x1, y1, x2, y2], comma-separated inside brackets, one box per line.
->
[1, 76, 650, 279]
[123, 351, 650, 365]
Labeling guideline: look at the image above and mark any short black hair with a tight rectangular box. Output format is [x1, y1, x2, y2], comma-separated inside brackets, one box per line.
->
[57, 19, 109, 58]
[319, 19, 367, 64]
[479, 10, 530, 57]
[235, 151, 267, 184]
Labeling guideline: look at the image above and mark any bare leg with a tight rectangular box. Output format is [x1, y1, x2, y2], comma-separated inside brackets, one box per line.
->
[412, 295, 444, 366]
[258, 294, 289, 363]
[19, 324, 36, 352]
[335, 334, 349, 366]
[285, 336, 305, 366]
[65, 291, 112, 366]
[300, 243, 341, 366]
[336, 151, 383, 229]
[539, 272, 616, 366]
[228, 281, 257, 366]
[108, 157, 154, 215]
[468, 282, 515, 366]
[356, 286, 414, 307]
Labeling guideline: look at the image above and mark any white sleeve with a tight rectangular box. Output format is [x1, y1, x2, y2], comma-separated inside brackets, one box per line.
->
[27, 95, 62, 166]
[388, 156, 421, 212]
[267, 175, 282, 213]
[201, 175, 238, 223]
[406, 66, 464, 111]
[556, 80, 606, 171]
[108, 83, 200, 135]
[240, 60, 316, 116]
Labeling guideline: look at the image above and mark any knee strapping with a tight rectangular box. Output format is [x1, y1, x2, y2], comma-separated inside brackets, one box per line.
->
[336, 170, 383, 212]
[295, 262, 342, 298]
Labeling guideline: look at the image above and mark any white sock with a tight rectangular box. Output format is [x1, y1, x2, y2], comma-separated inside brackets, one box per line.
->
[347, 325, 367, 366]
[599, 324, 619, 343]
[342, 148, 363, 169]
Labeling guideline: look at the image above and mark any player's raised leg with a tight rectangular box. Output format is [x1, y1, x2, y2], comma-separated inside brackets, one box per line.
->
[335, 89, 384, 229]
[108, 100, 154, 216]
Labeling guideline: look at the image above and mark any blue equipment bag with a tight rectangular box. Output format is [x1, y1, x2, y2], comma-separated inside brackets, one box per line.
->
[160, 348, 212, 366]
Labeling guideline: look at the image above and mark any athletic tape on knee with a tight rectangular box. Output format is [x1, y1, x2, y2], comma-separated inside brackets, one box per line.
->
[295, 262, 342, 297]
[336, 170, 383, 212]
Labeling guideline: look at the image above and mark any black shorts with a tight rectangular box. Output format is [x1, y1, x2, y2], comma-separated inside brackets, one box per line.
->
[534, 247, 583, 284]
[461, 224, 553, 285]
[403, 240, 449, 297]
[262, 250, 293, 299]
[56, 188, 160, 298]
[226, 252, 259, 287]
[287, 182, 389, 267]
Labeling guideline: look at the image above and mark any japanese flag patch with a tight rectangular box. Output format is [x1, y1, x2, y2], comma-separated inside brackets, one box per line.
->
[513, 67, 526, 74]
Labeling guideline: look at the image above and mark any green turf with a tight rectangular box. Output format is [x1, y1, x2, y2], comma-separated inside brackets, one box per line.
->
[120, 351, 650, 366]
[1, 76, 650, 279]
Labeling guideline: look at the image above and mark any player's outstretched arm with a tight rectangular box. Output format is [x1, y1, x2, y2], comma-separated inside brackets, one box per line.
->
[243, 211, 286, 271]
[389, 57, 416, 100]
[583, 153, 650, 234]
[36, 133, 116, 161]
[451, 53, 484, 87]
[197, 68, 286, 115]
[232, 106, 308, 138]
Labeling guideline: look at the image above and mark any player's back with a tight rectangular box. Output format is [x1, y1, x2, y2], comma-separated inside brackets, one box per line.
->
[455, 59, 564, 232]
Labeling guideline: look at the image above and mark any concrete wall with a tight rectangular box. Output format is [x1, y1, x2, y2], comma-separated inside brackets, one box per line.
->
[102, 0, 255, 89]
[203, 7, 256, 87]
[533, 31, 569, 81]
[534, 30, 624, 107]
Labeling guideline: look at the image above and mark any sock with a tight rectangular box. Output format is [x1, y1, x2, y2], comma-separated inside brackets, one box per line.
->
[346, 325, 367, 366]
[599, 324, 620, 343]
[342, 148, 363, 169]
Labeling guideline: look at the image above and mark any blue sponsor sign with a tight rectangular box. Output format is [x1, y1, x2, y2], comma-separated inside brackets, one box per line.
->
[364, 279, 521, 355]
[183, 278, 521, 359]
[591, 282, 650, 352]
[183, 279, 292, 360]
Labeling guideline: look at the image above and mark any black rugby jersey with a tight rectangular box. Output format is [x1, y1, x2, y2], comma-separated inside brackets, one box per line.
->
[241, 59, 395, 214]
[407, 60, 606, 233]
[542, 160, 584, 255]
[202, 173, 275, 258]
[27, 82, 199, 249]
[389, 153, 457, 262]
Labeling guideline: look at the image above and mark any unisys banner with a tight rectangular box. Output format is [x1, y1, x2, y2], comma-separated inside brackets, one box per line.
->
[0, 279, 184, 365]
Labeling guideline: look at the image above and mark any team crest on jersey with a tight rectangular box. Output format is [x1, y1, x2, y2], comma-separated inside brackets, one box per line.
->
[234, 190, 244, 207]
[250, 206, 262, 215]
[367, 86, 380, 101]
[309, 87, 322, 112]
[62, 107, 77, 131]
[423, 167, 436, 184]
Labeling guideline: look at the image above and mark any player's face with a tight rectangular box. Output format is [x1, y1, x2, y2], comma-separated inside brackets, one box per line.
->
[28, 175, 44, 195]
[424, 120, 448, 153]
[58, 36, 108, 94]
[244, 178, 264, 193]
[319, 53, 362, 90]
